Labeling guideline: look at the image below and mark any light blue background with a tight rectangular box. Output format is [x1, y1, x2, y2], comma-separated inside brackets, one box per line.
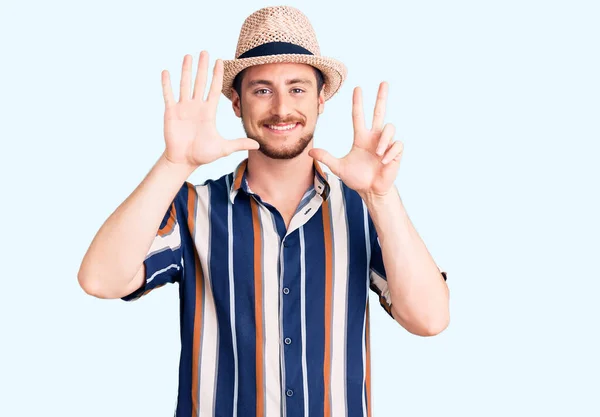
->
[1, 0, 599, 415]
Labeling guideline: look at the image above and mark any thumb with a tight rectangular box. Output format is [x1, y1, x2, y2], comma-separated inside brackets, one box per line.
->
[309, 148, 340, 177]
[223, 137, 260, 155]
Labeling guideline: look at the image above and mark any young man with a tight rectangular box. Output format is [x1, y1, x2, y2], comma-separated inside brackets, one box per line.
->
[78, 6, 449, 417]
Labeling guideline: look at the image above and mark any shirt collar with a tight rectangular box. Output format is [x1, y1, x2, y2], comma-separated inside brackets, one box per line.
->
[229, 158, 330, 204]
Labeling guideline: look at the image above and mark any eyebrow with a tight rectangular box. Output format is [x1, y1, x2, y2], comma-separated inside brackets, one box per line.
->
[247, 78, 314, 87]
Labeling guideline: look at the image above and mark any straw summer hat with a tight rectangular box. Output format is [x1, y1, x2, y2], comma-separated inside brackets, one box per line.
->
[222, 6, 347, 102]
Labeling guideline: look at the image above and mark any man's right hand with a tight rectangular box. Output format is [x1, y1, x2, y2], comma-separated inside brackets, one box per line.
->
[78, 51, 259, 299]
[161, 51, 259, 168]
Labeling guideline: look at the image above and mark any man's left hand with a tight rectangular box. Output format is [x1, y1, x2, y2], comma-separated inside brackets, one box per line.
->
[309, 82, 403, 199]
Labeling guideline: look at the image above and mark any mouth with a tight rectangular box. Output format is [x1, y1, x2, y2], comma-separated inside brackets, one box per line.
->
[263, 122, 301, 134]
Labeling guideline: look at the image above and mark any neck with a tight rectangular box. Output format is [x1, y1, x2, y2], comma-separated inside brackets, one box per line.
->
[245, 149, 315, 203]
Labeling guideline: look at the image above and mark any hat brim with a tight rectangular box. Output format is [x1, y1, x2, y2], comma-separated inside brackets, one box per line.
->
[221, 54, 347, 102]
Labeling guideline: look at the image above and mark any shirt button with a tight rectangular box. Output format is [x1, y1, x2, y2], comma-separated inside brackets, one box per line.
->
[284, 337, 292, 345]
[286, 389, 294, 397]
[283, 287, 290, 295]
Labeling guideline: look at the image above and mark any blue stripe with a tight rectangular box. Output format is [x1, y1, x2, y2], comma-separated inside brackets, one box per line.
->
[302, 207, 326, 417]
[281, 227, 305, 416]
[231, 191, 257, 413]
[176, 182, 196, 417]
[209, 176, 235, 415]
[342, 184, 369, 417]
[367, 213, 386, 279]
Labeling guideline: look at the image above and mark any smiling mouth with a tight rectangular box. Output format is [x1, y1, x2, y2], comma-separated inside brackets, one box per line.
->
[263, 122, 300, 133]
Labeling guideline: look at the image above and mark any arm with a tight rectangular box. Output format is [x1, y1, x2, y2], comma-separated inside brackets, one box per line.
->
[309, 81, 449, 336]
[363, 187, 449, 336]
[77, 51, 258, 299]
[77, 154, 195, 299]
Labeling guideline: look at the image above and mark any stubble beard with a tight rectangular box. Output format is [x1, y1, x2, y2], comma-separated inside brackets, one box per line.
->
[240, 106, 318, 160]
[248, 129, 314, 160]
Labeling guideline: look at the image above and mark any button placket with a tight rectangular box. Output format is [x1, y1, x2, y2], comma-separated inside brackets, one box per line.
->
[279, 228, 303, 408]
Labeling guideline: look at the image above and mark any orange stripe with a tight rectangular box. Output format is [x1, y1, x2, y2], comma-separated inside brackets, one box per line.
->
[251, 198, 264, 417]
[186, 184, 202, 417]
[380, 295, 393, 315]
[158, 201, 177, 237]
[233, 159, 247, 191]
[191, 252, 203, 417]
[322, 198, 333, 417]
[314, 159, 326, 179]
[365, 302, 372, 417]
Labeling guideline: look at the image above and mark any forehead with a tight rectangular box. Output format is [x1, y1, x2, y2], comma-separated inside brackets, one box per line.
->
[242, 62, 316, 84]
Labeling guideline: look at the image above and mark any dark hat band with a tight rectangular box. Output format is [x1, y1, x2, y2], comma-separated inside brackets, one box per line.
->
[237, 42, 314, 59]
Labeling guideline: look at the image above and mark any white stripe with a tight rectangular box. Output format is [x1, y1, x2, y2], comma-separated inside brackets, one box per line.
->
[287, 186, 323, 236]
[370, 270, 392, 306]
[279, 218, 287, 417]
[261, 205, 282, 417]
[193, 184, 219, 416]
[300, 226, 309, 417]
[226, 175, 239, 415]
[147, 217, 181, 256]
[362, 201, 370, 417]
[146, 263, 180, 284]
[329, 178, 349, 417]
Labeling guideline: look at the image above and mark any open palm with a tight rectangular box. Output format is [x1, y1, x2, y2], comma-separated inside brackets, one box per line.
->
[162, 51, 259, 168]
[309, 82, 403, 197]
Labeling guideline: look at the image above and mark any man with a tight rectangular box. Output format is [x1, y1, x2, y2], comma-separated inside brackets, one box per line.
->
[78, 5, 449, 417]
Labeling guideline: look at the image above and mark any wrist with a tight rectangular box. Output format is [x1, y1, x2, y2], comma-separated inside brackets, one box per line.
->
[158, 152, 198, 180]
[360, 187, 398, 207]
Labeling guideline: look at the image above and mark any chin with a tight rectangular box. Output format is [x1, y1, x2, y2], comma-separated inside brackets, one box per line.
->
[257, 145, 307, 160]
[256, 135, 313, 160]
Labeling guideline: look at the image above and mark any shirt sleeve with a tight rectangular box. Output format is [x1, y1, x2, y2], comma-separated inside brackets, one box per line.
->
[121, 183, 191, 302]
[368, 215, 447, 318]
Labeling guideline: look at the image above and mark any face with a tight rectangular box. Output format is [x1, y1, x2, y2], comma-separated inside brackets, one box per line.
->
[232, 63, 325, 160]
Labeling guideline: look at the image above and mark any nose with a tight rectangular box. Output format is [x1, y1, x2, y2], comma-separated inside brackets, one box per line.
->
[270, 92, 293, 120]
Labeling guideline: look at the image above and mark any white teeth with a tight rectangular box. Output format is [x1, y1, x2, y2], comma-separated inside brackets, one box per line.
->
[268, 123, 297, 131]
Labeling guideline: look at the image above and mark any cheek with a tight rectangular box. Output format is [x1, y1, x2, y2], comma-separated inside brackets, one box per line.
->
[241, 106, 261, 125]
[243, 102, 269, 124]
[305, 102, 320, 121]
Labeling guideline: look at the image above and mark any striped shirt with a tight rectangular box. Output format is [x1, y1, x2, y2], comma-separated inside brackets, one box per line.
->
[121, 158, 446, 417]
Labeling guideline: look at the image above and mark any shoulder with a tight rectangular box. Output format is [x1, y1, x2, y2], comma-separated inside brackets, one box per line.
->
[175, 171, 235, 205]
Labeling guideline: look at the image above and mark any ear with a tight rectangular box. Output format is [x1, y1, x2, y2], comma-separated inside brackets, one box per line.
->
[231, 89, 242, 118]
[317, 86, 326, 114]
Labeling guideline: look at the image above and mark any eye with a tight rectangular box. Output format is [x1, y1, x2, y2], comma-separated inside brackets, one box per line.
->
[291, 88, 305, 94]
[254, 88, 271, 95]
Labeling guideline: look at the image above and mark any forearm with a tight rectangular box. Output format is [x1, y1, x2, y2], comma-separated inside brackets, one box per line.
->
[362, 187, 449, 336]
[78, 152, 196, 296]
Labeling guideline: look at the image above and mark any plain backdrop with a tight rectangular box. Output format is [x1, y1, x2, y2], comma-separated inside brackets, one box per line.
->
[1, 0, 599, 416]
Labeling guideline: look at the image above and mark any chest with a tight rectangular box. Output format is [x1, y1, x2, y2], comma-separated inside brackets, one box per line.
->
[187, 182, 375, 328]
[207, 199, 369, 291]
[188, 216, 372, 346]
